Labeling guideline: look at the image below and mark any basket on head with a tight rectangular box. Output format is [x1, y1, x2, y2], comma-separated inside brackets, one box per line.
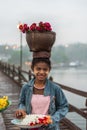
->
[26, 31, 56, 52]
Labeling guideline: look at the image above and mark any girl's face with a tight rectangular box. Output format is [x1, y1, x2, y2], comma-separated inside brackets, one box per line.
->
[33, 62, 50, 81]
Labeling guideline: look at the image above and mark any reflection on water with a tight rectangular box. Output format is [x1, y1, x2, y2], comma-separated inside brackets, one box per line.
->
[50, 67, 87, 91]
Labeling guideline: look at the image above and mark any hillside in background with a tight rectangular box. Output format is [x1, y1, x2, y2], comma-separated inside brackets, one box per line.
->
[0, 43, 87, 67]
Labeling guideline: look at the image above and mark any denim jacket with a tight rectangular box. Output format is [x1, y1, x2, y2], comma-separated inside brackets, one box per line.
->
[18, 78, 69, 130]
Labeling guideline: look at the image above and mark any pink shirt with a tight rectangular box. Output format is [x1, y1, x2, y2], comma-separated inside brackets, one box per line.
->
[31, 94, 50, 115]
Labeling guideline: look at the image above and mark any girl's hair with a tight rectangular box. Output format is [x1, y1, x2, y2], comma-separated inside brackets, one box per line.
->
[31, 58, 51, 70]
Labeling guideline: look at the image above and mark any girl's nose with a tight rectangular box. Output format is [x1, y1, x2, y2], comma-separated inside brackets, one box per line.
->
[40, 69, 44, 73]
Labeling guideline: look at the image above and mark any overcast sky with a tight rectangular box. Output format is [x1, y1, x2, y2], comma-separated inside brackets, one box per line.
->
[0, 0, 87, 46]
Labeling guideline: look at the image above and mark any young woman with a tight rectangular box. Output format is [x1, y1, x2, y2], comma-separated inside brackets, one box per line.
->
[15, 58, 69, 130]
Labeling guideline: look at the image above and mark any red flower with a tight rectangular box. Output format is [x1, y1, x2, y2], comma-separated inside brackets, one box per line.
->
[18, 22, 53, 33]
[30, 23, 37, 31]
[44, 22, 52, 31]
[38, 118, 44, 124]
[44, 22, 51, 28]
[36, 26, 41, 31]
[23, 24, 29, 31]
[29, 122, 35, 126]
[18, 24, 23, 31]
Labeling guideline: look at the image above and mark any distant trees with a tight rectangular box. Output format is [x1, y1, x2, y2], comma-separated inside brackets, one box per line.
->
[8, 46, 31, 65]
[0, 43, 87, 66]
[51, 45, 69, 64]
[65, 43, 87, 63]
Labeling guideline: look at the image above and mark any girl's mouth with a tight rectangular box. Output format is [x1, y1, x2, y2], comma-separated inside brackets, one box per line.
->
[38, 75, 45, 79]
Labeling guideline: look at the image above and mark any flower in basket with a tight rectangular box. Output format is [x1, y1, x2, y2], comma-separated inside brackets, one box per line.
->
[18, 21, 52, 33]
[0, 96, 11, 112]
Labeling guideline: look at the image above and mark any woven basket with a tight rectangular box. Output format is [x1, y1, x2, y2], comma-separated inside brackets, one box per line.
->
[26, 31, 56, 52]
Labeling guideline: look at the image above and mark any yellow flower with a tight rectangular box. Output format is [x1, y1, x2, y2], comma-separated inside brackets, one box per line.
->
[0, 96, 9, 110]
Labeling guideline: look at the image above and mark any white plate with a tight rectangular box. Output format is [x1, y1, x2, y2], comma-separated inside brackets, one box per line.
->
[11, 114, 45, 128]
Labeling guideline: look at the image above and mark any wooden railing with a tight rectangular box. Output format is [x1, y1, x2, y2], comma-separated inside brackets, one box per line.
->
[0, 61, 87, 130]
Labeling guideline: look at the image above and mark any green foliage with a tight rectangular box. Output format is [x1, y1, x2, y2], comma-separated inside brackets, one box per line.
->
[0, 43, 87, 66]
[9, 50, 20, 65]
[51, 45, 69, 63]
[65, 43, 87, 63]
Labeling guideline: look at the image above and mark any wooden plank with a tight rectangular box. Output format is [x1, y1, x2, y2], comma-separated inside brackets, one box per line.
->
[60, 118, 81, 130]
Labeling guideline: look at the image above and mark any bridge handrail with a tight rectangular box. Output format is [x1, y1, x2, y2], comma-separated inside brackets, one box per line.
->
[0, 61, 86, 97]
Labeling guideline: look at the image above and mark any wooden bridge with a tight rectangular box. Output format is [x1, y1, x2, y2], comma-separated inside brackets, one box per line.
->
[0, 61, 87, 130]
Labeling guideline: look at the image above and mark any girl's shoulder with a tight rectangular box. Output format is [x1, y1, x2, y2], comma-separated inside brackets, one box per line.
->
[22, 78, 34, 89]
[48, 79, 61, 90]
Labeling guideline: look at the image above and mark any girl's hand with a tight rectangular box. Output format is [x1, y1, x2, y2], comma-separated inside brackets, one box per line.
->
[15, 109, 26, 119]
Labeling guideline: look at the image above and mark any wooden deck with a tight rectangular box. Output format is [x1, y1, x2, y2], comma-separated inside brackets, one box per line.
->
[0, 71, 82, 130]
[0, 71, 20, 130]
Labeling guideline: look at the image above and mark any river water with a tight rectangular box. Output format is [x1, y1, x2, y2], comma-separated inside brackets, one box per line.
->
[49, 66, 87, 130]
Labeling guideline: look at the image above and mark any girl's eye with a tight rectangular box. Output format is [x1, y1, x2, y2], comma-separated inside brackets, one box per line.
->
[36, 67, 48, 71]
[36, 68, 41, 71]
[43, 68, 48, 71]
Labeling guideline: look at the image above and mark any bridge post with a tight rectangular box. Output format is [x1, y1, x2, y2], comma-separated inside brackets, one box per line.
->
[8, 64, 10, 76]
[85, 99, 87, 130]
[12, 64, 15, 79]
[28, 70, 32, 80]
[18, 66, 22, 84]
